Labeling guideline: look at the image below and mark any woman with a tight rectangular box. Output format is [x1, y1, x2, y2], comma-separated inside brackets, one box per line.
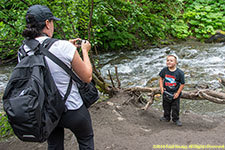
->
[21, 4, 94, 150]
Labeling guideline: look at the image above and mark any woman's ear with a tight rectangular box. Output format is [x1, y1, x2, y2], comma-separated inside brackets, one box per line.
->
[45, 20, 50, 29]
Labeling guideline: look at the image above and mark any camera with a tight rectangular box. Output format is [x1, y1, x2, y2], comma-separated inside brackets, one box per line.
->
[76, 40, 87, 45]
[76, 40, 82, 45]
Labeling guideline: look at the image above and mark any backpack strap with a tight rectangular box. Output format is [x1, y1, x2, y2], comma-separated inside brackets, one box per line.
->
[22, 38, 57, 54]
[23, 39, 40, 51]
[40, 41, 85, 87]
[23, 38, 73, 102]
[18, 45, 28, 61]
[18, 41, 37, 61]
[42, 38, 58, 49]
[41, 38, 73, 102]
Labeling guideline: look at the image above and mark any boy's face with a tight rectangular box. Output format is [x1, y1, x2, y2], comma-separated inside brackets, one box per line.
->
[166, 56, 177, 68]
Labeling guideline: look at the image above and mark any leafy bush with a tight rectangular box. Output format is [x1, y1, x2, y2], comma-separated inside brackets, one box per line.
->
[0, 0, 87, 60]
[0, 0, 26, 60]
[0, 112, 13, 138]
[183, 0, 225, 40]
[1, 0, 225, 61]
[92, 0, 184, 50]
[170, 20, 191, 39]
[91, 1, 135, 50]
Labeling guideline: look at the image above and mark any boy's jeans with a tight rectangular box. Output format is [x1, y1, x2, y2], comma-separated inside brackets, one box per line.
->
[163, 94, 180, 122]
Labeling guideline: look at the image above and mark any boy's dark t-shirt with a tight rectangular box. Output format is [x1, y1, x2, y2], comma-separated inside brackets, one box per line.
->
[159, 67, 185, 94]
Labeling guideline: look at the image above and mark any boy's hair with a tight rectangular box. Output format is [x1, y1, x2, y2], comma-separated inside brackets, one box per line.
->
[167, 54, 178, 64]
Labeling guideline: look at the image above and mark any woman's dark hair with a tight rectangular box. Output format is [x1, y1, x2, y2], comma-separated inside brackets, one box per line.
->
[22, 15, 46, 39]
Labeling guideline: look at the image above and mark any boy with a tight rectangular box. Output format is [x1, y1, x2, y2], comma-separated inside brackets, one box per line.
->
[159, 54, 185, 126]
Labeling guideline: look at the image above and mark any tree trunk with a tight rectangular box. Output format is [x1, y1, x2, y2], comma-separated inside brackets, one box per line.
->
[125, 87, 225, 110]
[87, 0, 119, 96]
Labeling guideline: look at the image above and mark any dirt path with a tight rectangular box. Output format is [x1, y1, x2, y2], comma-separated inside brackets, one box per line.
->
[0, 92, 225, 150]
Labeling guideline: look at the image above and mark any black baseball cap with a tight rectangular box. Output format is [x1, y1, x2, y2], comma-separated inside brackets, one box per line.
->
[26, 5, 60, 23]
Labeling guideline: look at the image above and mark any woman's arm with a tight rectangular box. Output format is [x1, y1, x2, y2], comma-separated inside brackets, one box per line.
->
[70, 39, 93, 83]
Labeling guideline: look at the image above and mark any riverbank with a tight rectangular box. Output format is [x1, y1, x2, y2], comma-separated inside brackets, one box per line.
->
[0, 91, 225, 150]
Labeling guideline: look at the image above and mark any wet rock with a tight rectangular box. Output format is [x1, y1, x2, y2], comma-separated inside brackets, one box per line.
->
[205, 30, 225, 43]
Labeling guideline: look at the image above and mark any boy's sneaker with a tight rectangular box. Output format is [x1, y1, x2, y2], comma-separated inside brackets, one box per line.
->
[174, 120, 182, 126]
[160, 117, 170, 122]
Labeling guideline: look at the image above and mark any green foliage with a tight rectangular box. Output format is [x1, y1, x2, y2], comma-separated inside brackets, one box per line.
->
[0, 112, 13, 138]
[0, 0, 90, 60]
[183, 0, 225, 39]
[49, 0, 90, 40]
[92, 0, 184, 50]
[91, 0, 136, 50]
[0, 0, 27, 60]
[1, 0, 225, 61]
[171, 20, 191, 39]
[0, 0, 186, 58]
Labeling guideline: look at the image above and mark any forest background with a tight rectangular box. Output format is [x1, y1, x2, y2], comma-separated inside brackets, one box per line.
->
[0, 0, 225, 63]
[0, 0, 225, 138]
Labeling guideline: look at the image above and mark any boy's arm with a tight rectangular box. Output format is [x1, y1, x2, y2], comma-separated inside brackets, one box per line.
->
[159, 77, 164, 94]
[174, 84, 184, 99]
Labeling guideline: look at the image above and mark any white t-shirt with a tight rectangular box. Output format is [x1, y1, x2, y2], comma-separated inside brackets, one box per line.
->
[21, 36, 83, 110]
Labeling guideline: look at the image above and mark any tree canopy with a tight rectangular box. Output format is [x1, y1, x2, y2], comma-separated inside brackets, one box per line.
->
[0, 0, 225, 62]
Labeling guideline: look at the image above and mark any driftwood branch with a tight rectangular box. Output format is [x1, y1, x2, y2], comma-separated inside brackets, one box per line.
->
[115, 66, 121, 88]
[108, 70, 115, 88]
[141, 92, 154, 110]
[218, 75, 225, 87]
[125, 87, 225, 110]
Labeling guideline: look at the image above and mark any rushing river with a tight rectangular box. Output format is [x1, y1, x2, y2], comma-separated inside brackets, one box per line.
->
[97, 41, 225, 117]
[0, 41, 225, 116]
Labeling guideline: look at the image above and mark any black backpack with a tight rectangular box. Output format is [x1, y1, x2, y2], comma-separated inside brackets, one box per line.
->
[2, 38, 72, 142]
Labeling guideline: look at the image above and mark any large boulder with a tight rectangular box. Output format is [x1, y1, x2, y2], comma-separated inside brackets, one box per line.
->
[205, 30, 225, 43]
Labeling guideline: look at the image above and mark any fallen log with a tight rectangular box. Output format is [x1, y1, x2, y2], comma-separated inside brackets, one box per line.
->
[218, 75, 225, 87]
[125, 87, 225, 110]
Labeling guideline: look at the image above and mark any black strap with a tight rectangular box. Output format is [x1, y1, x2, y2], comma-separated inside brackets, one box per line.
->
[42, 38, 58, 49]
[24, 38, 73, 102]
[18, 45, 28, 59]
[64, 77, 73, 101]
[40, 39, 85, 87]
[23, 39, 40, 51]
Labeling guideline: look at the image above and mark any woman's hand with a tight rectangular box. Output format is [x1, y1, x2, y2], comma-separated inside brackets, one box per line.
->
[71, 39, 93, 83]
[81, 40, 91, 53]
[69, 38, 82, 48]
